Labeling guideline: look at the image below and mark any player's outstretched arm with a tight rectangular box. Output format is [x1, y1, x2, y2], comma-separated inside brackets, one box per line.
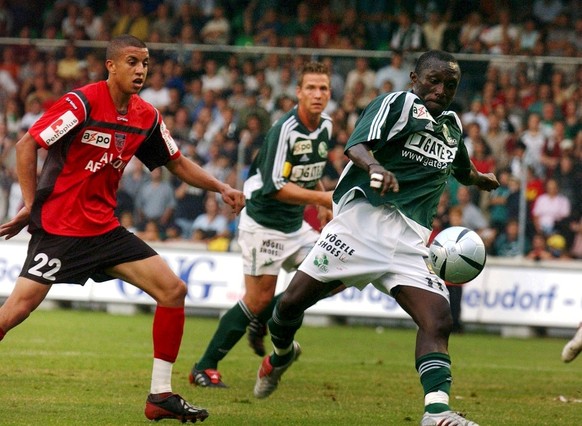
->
[457, 161, 500, 192]
[0, 133, 38, 239]
[271, 182, 333, 209]
[166, 155, 245, 214]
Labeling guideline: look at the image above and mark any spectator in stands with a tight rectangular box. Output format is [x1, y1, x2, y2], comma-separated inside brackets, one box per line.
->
[553, 147, 582, 215]
[61, 2, 82, 40]
[488, 168, 512, 232]
[422, 7, 447, 50]
[111, 0, 149, 42]
[374, 51, 409, 92]
[545, 12, 576, 57]
[253, 7, 281, 46]
[563, 99, 581, 139]
[201, 58, 227, 95]
[0, 0, 14, 37]
[485, 112, 512, 170]
[271, 65, 297, 101]
[310, 5, 338, 48]
[19, 95, 44, 132]
[345, 57, 375, 96]
[200, 6, 231, 45]
[516, 16, 541, 54]
[139, 70, 171, 112]
[458, 11, 484, 52]
[336, 7, 368, 50]
[56, 41, 83, 83]
[149, 3, 174, 43]
[520, 113, 547, 178]
[390, 10, 425, 52]
[479, 8, 519, 54]
[456, 186, 490, 239]
[190, 194, 229, 246]
[533, 0, 565, 26]
[461, 96, 489, 136]
[173, 168, 207, 240]
[493, 218, 528, 256]
[532, 177, 571, 236]
[526, 232, 554, 260]
[134, 167, 176, 234]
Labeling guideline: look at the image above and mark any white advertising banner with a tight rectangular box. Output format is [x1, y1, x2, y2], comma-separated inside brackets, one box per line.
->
[0, 239, 580, 328]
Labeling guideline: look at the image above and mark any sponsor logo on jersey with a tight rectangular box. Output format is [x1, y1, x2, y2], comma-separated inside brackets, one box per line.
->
[65, 97, 78, 110]
[403, 131, 456, 169]
[114, 132, 126, 152]
[160, 120, 178, 156]
[81, 130, 111, 148]
[412, 104, 435, 122]
[292, 139, 313, 155]
[289, 161, 326, 183]
[39, 110, 79, 146]
[318, 141, 328, 157]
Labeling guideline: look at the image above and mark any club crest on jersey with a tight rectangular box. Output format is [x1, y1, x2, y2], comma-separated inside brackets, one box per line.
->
[81, 130, 111, 148]
[412, 104, 435, 122]
[39, 110, 79, 146]
[114, 132, 126, 152]
[292, 139, 312, 155]
[442, 124, 457, 147]
[318, 141, 328, 158]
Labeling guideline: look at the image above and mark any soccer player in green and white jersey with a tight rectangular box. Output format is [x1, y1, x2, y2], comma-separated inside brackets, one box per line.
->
[253, 51, 499, 426]
[190, 61, 335, 387]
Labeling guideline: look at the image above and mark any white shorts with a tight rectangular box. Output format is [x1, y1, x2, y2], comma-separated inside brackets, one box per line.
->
[299, 197, 449, 301]
[238, 208, 320, 276]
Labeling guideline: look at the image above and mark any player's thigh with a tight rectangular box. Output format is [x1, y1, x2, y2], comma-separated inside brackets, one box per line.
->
[107, 255, 185, 306]
[0, 276, 51, 326]
[394, 285, 452, 330]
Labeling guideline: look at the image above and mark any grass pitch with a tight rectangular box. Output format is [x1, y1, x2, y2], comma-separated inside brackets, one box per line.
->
[0, 308, 580, 425]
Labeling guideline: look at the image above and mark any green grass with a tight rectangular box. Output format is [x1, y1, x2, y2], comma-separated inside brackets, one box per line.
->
[0, 309, 580, 425]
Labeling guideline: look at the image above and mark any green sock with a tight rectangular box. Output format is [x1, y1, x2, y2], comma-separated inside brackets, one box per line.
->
[268, 304, 304, 367]
[196, 301, 252, 370]
[416, 352, 452, 414]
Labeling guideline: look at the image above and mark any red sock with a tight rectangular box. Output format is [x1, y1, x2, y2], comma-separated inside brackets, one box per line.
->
[152, 306, 184, 363]
[0, 327, 5, 341]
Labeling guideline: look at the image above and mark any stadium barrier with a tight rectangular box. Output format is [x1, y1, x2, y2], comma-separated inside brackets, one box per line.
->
[0, 237, 580, 331]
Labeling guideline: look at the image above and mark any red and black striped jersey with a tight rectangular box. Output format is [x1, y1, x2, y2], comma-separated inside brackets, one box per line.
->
[28, 80, 180, 236]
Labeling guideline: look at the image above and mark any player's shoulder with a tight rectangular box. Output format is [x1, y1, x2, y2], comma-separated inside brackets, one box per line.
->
[271, 108, 300, 132]
[440, 110, 463, 131]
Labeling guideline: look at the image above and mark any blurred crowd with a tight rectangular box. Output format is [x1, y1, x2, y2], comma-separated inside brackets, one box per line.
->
[0, 0, 581, 259]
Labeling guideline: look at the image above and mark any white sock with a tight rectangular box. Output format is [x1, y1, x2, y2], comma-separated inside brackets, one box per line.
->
[424, 390, 449, 407]
[273, 342, 294, 357]
[150, 358, 173, 394]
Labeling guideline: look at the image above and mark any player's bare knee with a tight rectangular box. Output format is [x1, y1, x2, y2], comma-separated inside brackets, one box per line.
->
[156, 278, 188, 305]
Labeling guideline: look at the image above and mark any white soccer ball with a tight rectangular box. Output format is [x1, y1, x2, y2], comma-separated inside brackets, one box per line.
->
[429, 226, 486, 284]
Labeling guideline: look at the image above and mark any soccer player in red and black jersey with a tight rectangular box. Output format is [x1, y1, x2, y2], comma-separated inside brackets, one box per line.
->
[0, 34, 244, 422]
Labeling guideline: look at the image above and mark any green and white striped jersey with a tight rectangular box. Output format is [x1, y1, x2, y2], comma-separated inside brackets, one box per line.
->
[244, 107, 332, 233]
[333, 91, 472, 229]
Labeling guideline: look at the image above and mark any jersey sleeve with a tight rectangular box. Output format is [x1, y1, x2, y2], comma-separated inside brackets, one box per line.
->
[135, 113, 181, 171]
[345, 92, 414, 152]
[28, 92, 87, 149]
[254, 124, 289, 196]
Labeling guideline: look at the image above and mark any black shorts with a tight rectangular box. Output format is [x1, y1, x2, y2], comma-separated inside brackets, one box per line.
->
[20, 226, 158, 285]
